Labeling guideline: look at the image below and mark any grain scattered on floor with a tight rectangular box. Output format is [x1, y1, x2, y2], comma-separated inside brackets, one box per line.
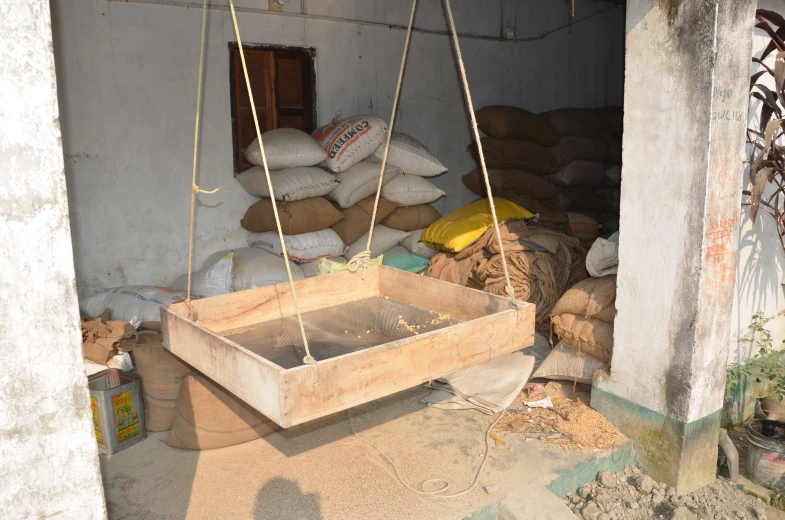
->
[496, 384, 626, 451]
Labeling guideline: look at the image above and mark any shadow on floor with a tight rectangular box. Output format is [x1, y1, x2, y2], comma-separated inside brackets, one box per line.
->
[253, 477, 322, 520]
[263, 387, 431, 458]
[100, 432, 201, 520]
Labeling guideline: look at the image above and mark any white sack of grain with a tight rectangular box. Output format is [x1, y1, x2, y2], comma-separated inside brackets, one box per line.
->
[380, 175, 445, 206]
[369, 132, 447, 177]
[230, 248, 305, 290]
[236, 166, 338, 201]
[345, 225, 410, 259]
[401, 228, 439, 260]
[311, 115, 388, 172]
[170, 252, 233, 297]
[532, 341, 607, 385]
[327, 161, 401, 208]
[172, 248, 305, 292]
[248, 228, 347, 263]
[244, 128, 327, 169]
[80, 286, 191, 325]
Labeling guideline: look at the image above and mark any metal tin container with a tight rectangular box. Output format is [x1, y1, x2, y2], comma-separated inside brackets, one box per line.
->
[89, 369, 147, 455]
[746, 419, 785, 493]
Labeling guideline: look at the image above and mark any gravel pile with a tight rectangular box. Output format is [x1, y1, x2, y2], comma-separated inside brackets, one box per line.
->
[565, 466, 780, 520]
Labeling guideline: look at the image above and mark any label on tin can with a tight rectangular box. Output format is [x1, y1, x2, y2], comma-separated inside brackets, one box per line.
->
[113, 391, 140, 444]
[91, 397, 103, 445]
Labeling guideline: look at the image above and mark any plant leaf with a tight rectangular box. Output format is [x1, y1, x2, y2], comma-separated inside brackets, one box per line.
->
[777, 52, 785, 101]
[756, 20, 785, 53]
[763, 40, 779, 61]
[754, 57, 777, 78]
[758, 8, 785, 29]
[765, 118, 781, 149]
[754, 85, 782, 113]
[755, 94, 776, 132]
[751, 167, 774, 223]
[752, 70, 768, 89]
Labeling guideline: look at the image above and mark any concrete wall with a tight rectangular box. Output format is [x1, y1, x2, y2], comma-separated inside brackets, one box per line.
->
[730, 0, 785, 365]
[51, 0, 625, 297]
[0, 2, 106, 518]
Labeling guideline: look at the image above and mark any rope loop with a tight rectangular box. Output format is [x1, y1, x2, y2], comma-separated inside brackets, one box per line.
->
[347, 250, 371, 273]
[184, 298, 199, 322]
[193, 184, 220, 195]
[303, 354, 319, 385]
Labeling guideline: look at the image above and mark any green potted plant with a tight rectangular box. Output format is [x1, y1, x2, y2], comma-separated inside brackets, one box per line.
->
[740, 9, 785, 494]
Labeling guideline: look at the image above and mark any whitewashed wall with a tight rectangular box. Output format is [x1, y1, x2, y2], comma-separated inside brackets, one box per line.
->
[730, 0, 785, 365]
[0, 2, 106, 517]
[51, 0, 625, 297]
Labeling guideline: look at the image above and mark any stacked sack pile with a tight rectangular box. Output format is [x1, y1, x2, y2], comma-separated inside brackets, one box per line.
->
[423, 199, 588, 336]
[242, 115, 448, 276]
[467, 105, 622, 243]
[532, 232, 620, 385]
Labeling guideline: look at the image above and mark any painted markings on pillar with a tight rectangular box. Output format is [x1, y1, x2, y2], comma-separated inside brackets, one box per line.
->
[711, 87, 744, 122]
[713, 86, 733, 102]
[712, 110, 745, 122]
[704, 217, 735, 296]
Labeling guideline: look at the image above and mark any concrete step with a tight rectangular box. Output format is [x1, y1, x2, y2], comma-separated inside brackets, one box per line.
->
[497, 486, 578, 520]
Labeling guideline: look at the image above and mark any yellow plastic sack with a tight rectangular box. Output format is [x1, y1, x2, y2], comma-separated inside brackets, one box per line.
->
[421, 198, 534, 253]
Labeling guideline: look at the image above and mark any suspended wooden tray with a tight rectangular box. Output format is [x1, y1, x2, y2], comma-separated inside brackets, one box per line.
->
[161, 265, 534, 428]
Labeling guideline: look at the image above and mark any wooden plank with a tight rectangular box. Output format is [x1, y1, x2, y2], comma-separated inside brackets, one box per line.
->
[379, 266, 518, 321]
[280, 302, 535, 427]
[168, 266, 380, 333]
[161, 308, 286, 425]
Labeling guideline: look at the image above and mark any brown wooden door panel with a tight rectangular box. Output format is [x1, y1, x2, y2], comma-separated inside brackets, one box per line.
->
[275, 56, 305, 109]
[231, 45, 315, 174]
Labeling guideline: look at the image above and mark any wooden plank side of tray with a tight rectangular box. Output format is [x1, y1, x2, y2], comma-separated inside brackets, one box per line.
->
[168, 266, 380, 333]
[279, 302, 535, 427]
[378, 266, 515, 321]
[161, 308, 286, 425]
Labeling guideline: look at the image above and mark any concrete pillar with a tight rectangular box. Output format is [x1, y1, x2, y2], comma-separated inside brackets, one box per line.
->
[0, 2, 106, 518]
[591, 0, 755, 493]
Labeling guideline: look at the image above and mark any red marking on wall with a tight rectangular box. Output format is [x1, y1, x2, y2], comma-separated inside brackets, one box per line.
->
[704, 216, 735, 296]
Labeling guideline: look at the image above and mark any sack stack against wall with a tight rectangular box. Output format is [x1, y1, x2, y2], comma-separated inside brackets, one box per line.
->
[470, 105, 622, 244]
[310, 117, 448, 276]
[238, 127, 350, 265]
[534, 274, 616, 384]
[237, 118, 448, 279]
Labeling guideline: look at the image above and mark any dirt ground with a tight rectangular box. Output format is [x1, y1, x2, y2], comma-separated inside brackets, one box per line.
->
[565, 464, 785, 520]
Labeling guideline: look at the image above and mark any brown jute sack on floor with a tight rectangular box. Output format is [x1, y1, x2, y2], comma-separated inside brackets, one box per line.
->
[133, 331, 192, 432]
[241, 197, 344, 234]
[330, 195, 398, 245]
[381, 204, 441, 231]
[475, 106, 561, 146]
[552, 313, 614, 363]
[470, 138, 560, 175]
[462, 168, 559, 201]
[167, 374, 280, 450]
[551, 276, 617, 323]
[81, 316, 137, 364]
